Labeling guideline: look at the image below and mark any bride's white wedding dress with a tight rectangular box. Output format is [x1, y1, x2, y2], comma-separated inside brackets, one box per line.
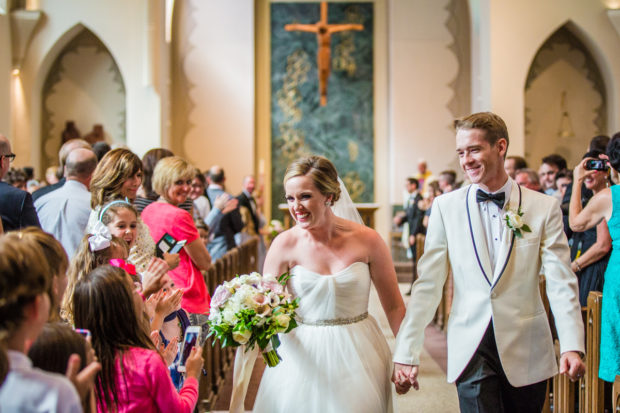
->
[253, 261, 394, 413]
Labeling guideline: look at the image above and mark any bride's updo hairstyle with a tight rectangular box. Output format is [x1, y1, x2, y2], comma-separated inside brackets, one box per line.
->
[284, 155, 341, 205]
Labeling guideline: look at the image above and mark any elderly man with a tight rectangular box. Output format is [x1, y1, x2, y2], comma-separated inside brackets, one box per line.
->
[32, 138, 91, 201]
[515, 168, 543, 192]
[0, 134, 40, 231]
[35, 148, 97, 258]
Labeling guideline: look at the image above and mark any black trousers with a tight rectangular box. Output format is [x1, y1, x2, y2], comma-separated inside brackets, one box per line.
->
[456, 322, 547, 413]
[409, 243, 418, 290]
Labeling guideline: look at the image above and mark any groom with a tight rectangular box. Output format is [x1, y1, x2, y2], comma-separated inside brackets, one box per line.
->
[392, 112, 585, 412]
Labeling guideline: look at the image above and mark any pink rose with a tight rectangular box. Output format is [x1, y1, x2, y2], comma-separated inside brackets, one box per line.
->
[253, 294, 271, 316]
[261, 280, 284, 295]
[211, 285, 231, 308]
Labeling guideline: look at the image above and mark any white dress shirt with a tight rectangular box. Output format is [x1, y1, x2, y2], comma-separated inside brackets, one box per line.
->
[0, 350, 82, 412]
[474, 178, 512, 281]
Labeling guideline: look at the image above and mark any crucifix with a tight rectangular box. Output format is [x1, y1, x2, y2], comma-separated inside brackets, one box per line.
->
[285, 2, 364, 106]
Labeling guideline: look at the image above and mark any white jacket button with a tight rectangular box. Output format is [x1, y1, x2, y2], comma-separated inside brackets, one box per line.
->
[491, 292, 497, 299]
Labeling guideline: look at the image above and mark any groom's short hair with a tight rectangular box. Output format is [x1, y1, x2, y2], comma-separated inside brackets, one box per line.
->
[454, 112, 509, 148]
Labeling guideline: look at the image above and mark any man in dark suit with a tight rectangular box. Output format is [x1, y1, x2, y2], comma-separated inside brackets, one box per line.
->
[403, 178, 424, 293]
[0, 134, 40, 231]
[32, 138, 91, 201]
[237, 175, 259, 234]
[206, 165, 244, 260]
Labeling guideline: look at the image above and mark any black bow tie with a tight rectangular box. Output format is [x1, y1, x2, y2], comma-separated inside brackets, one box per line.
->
[476, 189, 505, 208]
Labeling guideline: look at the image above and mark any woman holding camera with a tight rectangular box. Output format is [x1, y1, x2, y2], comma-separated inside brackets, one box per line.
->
[569, 150, 612, 306]
[569, 136, 620, 383]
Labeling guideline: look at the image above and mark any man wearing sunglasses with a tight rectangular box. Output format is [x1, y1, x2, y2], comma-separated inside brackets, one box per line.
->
[0, 134, 40, 231]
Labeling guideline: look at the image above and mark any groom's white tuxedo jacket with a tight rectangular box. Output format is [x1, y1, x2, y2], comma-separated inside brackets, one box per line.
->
[393, 180, 585, 387]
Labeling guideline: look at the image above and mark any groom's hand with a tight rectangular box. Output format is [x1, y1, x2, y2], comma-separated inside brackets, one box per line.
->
[559, 351, 585, 382]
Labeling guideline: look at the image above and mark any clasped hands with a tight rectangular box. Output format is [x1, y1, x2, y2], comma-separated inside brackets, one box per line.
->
[391, 363, 419, 395]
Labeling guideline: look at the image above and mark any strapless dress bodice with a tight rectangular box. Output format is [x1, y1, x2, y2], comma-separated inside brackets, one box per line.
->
[289, 261, 370, 323]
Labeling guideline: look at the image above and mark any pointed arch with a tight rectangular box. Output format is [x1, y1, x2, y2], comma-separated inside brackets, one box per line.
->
[39, 24, 126, 170]
[524, 21, 607, 168]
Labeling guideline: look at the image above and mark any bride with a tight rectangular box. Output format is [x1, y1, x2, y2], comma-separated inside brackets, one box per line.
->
[253, 156, 406, 413]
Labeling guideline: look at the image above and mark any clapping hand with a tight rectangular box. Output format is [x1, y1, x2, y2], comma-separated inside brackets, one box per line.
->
[141, 257, 170, 297]
[150, 331, 179, 366]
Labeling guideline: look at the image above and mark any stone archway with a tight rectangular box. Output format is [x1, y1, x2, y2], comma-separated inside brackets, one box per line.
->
[41, 25, 126, 171]
[524, 23, 607, 169]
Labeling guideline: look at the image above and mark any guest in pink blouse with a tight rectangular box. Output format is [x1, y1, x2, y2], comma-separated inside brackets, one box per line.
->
[73, 265, 203, 413]
[141, 156, 212, 337]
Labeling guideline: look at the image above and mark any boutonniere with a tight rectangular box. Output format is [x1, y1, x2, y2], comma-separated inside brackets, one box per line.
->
[504, 207, 531, 238]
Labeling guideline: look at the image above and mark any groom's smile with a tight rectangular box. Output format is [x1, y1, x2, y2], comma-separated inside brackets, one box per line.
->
[456, 128, 507, 192]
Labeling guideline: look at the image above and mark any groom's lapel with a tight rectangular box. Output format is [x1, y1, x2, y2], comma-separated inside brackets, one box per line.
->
[465, 186, 493, 286]
[491, 181, 520, 288]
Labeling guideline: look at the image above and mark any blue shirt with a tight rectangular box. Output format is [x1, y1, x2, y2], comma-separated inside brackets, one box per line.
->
[35, 179, 91, 259]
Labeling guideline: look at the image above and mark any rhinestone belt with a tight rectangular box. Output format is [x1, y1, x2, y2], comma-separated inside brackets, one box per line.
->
[298, 311, 369, 326]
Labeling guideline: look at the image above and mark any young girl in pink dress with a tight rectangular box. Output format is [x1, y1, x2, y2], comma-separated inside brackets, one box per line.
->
[72, 265, 203, 413]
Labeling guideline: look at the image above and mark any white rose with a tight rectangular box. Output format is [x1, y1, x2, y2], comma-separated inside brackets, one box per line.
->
[511, 213, 523, 228]
[222, 307, 238, 324]
[232, 329, 251, 345]
[274, 314, 290, 332]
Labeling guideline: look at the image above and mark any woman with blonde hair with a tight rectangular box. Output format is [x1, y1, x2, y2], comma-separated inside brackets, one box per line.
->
[253, 155, 405, 413]
[86, 148, 178, 274]
[141, 156, 212, 337]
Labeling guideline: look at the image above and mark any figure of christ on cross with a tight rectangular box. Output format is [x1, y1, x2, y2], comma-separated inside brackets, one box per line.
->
[285, 2, 364, 106]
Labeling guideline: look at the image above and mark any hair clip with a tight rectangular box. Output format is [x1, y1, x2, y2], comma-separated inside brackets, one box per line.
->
[88, 221, 112, 251]
[98, 198, 132, 222]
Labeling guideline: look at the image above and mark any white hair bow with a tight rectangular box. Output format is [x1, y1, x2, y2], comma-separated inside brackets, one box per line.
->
[88, 221, 112, 252]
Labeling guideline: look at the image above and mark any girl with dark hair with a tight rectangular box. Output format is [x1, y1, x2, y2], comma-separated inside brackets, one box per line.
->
[73, 265, 202, 412]
[570, 135, 620, 383]
[28, 323, 95, 412]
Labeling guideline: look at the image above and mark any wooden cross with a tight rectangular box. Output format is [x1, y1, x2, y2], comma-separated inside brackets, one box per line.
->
[285, 2, 364, 106]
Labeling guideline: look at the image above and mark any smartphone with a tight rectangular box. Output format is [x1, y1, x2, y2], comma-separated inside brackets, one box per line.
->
[177, 326, 201, 372]
[169, 239, 187, 254]
[74, 328, 91, 340]
[585, 159, 607, 171]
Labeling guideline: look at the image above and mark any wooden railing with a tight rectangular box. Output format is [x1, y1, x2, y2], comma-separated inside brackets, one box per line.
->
[543, 288, 607, 413]
[198, 237, 259, 410]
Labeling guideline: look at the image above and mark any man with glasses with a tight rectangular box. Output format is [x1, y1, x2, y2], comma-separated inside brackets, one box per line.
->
[0, 134, 40, 231]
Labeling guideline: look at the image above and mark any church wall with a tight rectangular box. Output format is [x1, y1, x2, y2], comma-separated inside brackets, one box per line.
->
[388, 0, 461, 204]
[486, 0, 620, 165]
[11, 0, 166, 173]
[171, 0, 255, 196]
[0, 13, 11, 138]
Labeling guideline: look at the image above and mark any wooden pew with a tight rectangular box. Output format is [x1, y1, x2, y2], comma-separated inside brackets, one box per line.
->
[198, 239, 260, 408]
[613, 376, 620, 412]
[584, 291, 604, 413]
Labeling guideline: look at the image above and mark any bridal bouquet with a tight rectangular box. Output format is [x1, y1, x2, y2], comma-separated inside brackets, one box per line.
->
[207, 272, 299, 367]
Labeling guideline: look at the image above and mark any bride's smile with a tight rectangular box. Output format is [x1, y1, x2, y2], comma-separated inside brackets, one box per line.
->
[284, 175, 332, 229]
